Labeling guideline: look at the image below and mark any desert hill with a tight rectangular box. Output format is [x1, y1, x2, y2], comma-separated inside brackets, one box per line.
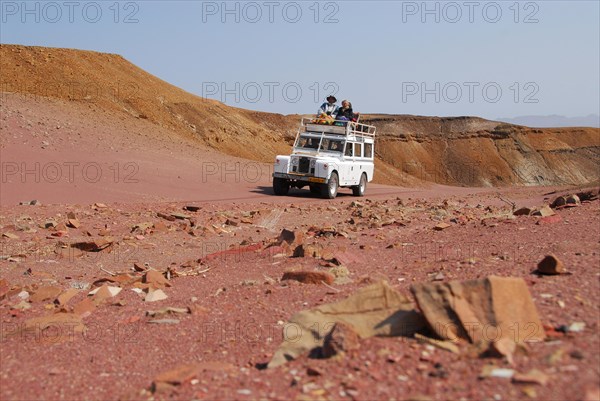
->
[1, 44, 599, 187]
[364, 115, 600, 186]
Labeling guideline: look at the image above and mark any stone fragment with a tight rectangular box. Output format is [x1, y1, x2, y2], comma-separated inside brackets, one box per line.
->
[433, 222, 451, 231]
[90, 285, 122, 303]
[479, 366, 515, 379]
[512, 369, 549, 385]
[532, 205, 555, 217]
[565, 194, 581, 207]
[322, 322, 361, 358]
[513, 207, 532, 216]
[143, 270, 172, 288]
[281, 271, 335, 285]
[277, 229, 304, 246]
[29, 286, 62, 303]
[73, 298, 96, 317]
[145, 289, 168, 302]
[536, 255, 567, 275]
[55, 288, 79, 306]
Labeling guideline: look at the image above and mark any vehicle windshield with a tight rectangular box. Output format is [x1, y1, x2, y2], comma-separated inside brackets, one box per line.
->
[295, 135, 344, 153]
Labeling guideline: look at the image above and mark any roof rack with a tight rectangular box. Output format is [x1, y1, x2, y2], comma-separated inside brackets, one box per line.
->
[300, 117, 376, 139]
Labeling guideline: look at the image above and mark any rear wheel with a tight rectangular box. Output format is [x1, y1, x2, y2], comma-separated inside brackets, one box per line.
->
[309, 184, 320, 194]
[321, 172, 338, 199]
[273, 177, 290, 196]
[352, 173, 367, 196]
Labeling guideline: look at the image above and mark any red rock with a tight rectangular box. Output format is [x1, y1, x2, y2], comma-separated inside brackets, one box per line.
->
[536, 255, 567, 275]
[322, 322, 361, 357]
[143, 270, 172, 288]
[55, 288, 79, 306]
[157, 212, 176, 221]
[66, 212, 80, 228]
[133, 262, 147, 272]
[153, 361, 235, 389]
[92, 285, 121, 304]
[0, 279, 10, 301]
[153, 221, 168, 232]
[532, 205, 555, 217]
[203, 243, 262, 262]
[22, 312, 85, 337]
[331, 250, 362, 266]
[73, 298, 96, 317]
[513, 207, 532, 216]
[277, 229, 304, 246]
[433, 222, 451, 231]
[551, 196, 567, 208]
[293, 243, 322, 258]
[281, 271, 335, 285]
[29, 286, 62, 303]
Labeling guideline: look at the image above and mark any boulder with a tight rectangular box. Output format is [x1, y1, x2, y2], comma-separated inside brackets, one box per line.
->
[268, 281, 425, 368]
[411, 276, 545, 345]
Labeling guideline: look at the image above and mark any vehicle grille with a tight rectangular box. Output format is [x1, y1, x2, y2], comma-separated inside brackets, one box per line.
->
[298, 157, 310, 173]
[290, 157, 313, 174]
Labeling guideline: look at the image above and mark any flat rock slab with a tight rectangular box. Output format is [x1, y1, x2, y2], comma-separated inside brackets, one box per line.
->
[411, 276, 545, 345]
[268, 280, 425, 368]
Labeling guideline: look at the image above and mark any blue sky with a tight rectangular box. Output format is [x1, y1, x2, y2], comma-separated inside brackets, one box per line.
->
[1, 0, 599, 119]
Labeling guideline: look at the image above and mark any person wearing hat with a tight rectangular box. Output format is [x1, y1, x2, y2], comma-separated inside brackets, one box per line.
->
[317, 95, 339, 119]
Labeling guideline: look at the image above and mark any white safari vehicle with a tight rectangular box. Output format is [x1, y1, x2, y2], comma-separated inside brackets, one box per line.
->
[273, 118, 376, 199]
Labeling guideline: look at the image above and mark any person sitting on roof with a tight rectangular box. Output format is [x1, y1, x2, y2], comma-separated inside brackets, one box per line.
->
[336, 100, 359, 121]
[315, 95, 339, 124]
[334, 100, 360, 126]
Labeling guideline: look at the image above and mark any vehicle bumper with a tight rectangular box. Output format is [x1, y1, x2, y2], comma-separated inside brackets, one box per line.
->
[273, 172, 327, 184]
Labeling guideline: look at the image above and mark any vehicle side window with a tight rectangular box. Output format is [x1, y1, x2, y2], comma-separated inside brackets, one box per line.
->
[354, 143, 363, 158]
[345, 142, 353, 157]
[328, 140, 343, 151]
[364, 143, 373, 158]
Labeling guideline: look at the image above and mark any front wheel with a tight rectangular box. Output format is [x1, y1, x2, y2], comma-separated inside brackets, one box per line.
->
[273, 177, 290, 196]
[352, 173, 367, 197]
[321, 172, 338, 199]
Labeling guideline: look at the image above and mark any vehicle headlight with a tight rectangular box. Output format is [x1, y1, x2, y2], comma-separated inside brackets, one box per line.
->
[291, 158, 299, 166]
[310, 159, 316, 167]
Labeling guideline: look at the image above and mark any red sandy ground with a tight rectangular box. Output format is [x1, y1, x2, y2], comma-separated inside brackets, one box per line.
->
[1, 94, 599, 401]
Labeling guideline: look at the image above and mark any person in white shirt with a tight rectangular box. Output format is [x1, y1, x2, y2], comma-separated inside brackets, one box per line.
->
[317, 95, 339, 118]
